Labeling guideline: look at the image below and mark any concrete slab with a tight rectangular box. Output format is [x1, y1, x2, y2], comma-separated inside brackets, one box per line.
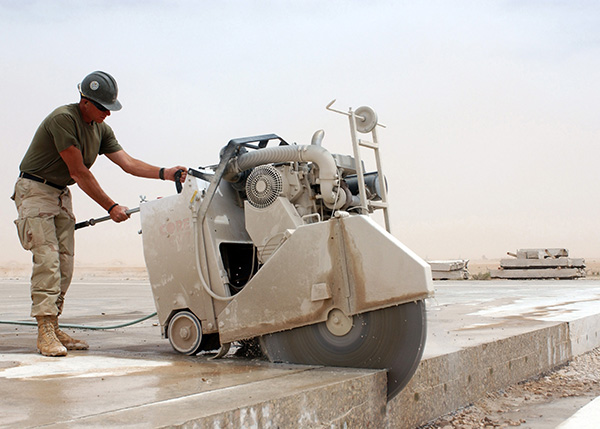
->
[388, 280, 600, 427]
[431, 270, 469, 280]
[2, 278, 600, 428]
[500, 257, 585, 268]
[490, 268, 586, 279]
[0, 279, 387, 428]
[427, 260, 468, 272]
[428, 260, 469, 280]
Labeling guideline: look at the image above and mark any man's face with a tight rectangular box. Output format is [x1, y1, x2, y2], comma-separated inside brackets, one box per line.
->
[82, 98, 111, 123]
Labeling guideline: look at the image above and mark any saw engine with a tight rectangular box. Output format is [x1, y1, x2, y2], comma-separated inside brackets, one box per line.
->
[139, 102, 433, 399]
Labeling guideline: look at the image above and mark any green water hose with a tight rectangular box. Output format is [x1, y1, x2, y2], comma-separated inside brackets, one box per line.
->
[0, 312, 157, 330]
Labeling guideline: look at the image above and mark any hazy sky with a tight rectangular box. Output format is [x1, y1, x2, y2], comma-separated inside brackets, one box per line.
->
[1, 1, 599, 268]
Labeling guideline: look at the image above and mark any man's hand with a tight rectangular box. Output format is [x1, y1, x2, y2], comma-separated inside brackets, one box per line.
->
[164, 166, 188, 183]
[109, 204, 130, 223]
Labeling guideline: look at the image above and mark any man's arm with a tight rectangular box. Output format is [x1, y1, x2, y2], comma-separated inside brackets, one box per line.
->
[105, 150, 187, 182]
[59, 146, 130, 222]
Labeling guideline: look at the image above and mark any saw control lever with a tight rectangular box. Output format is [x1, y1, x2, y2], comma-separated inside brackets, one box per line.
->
[75, 207, 140, 230]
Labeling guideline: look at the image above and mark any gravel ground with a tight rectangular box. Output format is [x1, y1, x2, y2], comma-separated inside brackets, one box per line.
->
[419, 348, 600, 428]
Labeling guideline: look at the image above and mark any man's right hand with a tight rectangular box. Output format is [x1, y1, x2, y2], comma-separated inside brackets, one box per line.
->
[109, 204, 130, 223]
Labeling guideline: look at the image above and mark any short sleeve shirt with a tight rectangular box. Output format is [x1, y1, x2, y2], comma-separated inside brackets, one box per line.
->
[19, 103, 123, 187]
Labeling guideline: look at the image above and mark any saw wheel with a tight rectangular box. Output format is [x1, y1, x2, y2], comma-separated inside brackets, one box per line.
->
[167, 310, 203, 356]
[259, 301, 426, 399]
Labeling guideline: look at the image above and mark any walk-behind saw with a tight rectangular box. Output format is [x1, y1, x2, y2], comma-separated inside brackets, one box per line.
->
[139, 101, 433, 399]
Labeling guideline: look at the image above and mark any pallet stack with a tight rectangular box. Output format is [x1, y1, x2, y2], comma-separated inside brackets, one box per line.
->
[428, 260, 470, 280]
[490, 248, 586, 279]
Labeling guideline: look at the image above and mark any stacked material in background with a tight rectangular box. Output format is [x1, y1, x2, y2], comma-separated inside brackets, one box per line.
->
[491, 248, 586, 279]
[428, 260, 470, 280]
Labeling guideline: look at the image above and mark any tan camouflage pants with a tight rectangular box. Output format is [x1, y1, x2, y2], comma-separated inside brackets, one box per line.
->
[12, 178, 75, 317]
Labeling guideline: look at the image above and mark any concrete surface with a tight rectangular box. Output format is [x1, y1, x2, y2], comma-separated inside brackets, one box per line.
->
[390, 280, 600, 427]
[557, 396, 600, 429]
[2, 278, 600, 428]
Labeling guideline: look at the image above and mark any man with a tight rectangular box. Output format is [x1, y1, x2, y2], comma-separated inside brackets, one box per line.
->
[12, 70, 187, 357]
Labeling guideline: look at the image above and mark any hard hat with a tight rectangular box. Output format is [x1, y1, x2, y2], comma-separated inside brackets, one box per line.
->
[77, 71, 122, 111]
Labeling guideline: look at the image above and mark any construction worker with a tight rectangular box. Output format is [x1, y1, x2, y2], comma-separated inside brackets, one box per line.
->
[11, 71, 187, 357]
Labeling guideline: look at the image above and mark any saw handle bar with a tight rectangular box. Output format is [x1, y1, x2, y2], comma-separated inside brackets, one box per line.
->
[75, 168, 186, 230]
[75, 207, 140, 230]
[174, 169, 183, 194]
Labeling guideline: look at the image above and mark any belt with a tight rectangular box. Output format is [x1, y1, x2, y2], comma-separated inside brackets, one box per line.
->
[19, 172, 66, 190]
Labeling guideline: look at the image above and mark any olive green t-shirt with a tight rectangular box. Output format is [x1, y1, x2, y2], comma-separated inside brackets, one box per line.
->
[19, 103, 123, 187]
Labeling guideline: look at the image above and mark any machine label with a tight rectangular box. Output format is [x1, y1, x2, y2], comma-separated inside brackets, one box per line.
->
[159, 218, 191, 237]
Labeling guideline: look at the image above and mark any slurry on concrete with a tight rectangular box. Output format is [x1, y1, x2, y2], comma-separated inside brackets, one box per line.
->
[2, 278, 600, 428]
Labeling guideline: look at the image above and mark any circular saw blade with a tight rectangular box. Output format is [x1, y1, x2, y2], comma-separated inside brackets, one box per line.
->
[259, 301, 427, 400]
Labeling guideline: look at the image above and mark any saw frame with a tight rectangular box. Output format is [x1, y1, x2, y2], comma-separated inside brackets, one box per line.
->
[139, 101, 434, 399]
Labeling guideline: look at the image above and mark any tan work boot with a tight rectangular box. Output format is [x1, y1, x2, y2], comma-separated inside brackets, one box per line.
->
[51, 316, 89, 350]
[36, 316, 67, 357]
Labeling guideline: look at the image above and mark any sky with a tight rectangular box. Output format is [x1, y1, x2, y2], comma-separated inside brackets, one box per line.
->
[1, 0, 599, 268]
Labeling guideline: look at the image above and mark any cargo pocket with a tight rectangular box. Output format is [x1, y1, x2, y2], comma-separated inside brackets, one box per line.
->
[14, 217, 48, 250]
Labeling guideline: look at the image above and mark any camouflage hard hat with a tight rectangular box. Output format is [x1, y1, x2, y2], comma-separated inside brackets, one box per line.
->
[77, 71, 122, 111]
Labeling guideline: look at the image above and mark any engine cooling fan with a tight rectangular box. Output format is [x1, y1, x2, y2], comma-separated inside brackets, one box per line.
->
[245, 165, 283, 208]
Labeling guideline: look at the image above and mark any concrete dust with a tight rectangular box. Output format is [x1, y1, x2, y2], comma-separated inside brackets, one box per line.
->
[419, 348, 600, 428]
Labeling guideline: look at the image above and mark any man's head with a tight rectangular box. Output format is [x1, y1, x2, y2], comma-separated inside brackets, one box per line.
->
[78, 71, 122, 112]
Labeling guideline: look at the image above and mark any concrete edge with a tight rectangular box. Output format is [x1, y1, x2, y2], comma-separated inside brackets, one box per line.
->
[47, 367, 387, 428]
[385, 315, 600, 428]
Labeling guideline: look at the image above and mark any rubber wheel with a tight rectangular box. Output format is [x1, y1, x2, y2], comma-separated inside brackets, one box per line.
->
[259, 301, 427, 399]
[168, 310, 203, 355]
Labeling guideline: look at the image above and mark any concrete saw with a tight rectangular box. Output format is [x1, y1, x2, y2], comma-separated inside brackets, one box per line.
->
[139, 102, 433, 400]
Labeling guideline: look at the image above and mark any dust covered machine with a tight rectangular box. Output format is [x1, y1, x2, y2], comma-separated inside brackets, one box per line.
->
[139, 101, 433, 399]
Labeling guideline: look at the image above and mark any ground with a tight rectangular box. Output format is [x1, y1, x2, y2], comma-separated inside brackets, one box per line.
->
[419, 348, 600, 428]
[3, 263, 600, 427]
